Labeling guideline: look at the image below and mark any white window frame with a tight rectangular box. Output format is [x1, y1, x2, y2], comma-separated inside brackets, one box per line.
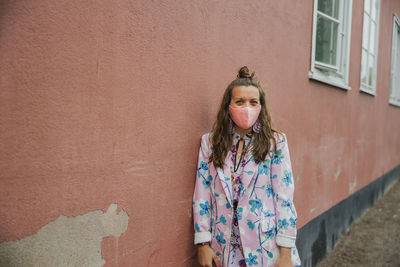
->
[309, 0, 353, 90]
[389, 13, 400, 107]
[360, 0, 381, 96]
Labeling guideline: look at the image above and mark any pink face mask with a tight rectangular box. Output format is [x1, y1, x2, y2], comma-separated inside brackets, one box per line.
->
[229, 105, 261, 130]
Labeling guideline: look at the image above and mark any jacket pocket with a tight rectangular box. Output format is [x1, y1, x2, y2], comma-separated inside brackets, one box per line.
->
[261, 216, 276, 232]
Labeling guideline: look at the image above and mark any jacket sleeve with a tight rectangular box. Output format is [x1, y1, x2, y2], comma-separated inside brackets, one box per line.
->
[270, 132, 298, 248]
[192, 134, 212, 245]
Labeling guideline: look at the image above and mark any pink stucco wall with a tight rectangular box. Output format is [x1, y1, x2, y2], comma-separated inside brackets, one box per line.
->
[1, 0, 399, 265]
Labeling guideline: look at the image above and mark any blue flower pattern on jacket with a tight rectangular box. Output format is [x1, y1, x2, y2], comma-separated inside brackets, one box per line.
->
[265, 183, 274, 198]
[216, 232, 226, 245]
[199, 200, 211, 217]
[245, 252, 259, 266]
[237, 207, 243, 220]
[202, 175, 212, 189]
[247, 219, 255, 230]
[200, 161, 208, 170]
[220, 215, 226, 225]
[271, 149, 283, 165]
[282, 170, 292, 187]
[289, 217, 297, 228]
[258, 159, 270, 175]
[265, 229, 275, 240]
[278, 219, 289, 230]
[249, 199, 262, 213]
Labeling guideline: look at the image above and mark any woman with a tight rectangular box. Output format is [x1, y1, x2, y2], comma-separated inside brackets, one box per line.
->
[192, 66, 301, 267]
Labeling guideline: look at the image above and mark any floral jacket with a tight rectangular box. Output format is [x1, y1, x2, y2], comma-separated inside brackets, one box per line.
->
[192, 131, 301, 267]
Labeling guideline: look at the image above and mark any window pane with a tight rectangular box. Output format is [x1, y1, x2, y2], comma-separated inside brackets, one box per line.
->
[316, 15, 338, 65]
[368, 54, 374, 86]
[361, 49, 368, 84]
[369, 22, 376, 53]
[365, 0, 371, 14]
[318, 0, 339, 19]
[362, 15, 369, 49]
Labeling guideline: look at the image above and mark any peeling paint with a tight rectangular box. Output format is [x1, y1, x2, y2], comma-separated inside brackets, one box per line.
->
[310, 208, 315, 214]
[0, 203, 129, 267]
[125, 166, 147, 172]
[125, 161, 150, 176]
[349, 176, 357, 194]
[334, 164, 341, 181]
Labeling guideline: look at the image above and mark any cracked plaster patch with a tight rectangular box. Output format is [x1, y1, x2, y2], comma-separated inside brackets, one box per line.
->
[0, 203, 129, 267]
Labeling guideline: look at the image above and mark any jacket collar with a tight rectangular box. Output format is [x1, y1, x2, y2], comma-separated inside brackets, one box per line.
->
[232, 127, 253, 146]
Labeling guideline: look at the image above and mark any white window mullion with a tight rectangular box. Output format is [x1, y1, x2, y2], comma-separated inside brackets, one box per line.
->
[372, 0, 380, 94]
[337, 0, 344, 71]
[317, 11, 340, 24]
[390, 30, 395, 99]
[393, 17, 398, 99]
[360, 0, 380, 95]
[366, 11, 371, 88]
[390, 14, 400, 106]
[396, 31, 400, 101]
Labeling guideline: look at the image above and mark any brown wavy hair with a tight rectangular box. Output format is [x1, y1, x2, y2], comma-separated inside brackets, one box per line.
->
[209, 66, 282, 168]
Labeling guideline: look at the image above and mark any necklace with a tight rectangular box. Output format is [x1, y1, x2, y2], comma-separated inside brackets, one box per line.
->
[233, 138, 246, 172]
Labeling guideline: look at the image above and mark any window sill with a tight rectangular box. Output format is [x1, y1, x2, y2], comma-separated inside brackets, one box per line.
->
[360, 86, 376, 96]
[389, 98, 400, 108]
[308, 71, 351, 91]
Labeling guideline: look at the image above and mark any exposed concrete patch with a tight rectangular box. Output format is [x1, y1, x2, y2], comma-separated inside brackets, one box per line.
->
[0, 203, 129, 267]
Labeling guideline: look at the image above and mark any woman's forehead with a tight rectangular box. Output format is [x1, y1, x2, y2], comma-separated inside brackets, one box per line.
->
[231, 85, 259, 98]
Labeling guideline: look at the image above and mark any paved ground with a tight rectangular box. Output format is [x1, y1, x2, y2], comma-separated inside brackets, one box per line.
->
[317, 180, 400, 267]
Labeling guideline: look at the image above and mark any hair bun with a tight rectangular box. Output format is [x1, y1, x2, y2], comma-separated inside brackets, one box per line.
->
[237, 66, 255, 79]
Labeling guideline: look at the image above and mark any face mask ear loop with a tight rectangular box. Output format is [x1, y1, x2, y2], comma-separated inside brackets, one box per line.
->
[252, 119, 262, 133]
